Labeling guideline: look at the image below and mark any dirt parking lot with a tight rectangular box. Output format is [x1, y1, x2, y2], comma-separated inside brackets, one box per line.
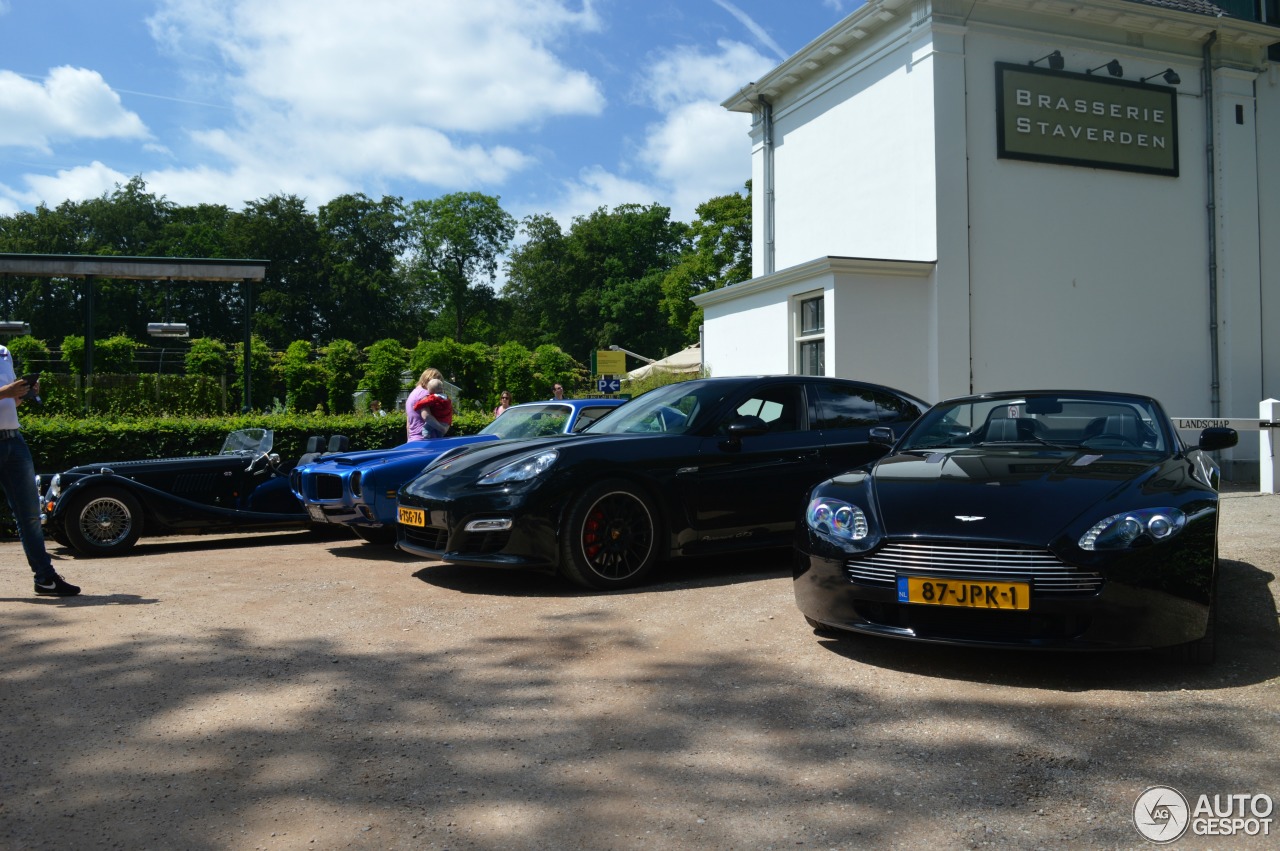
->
[2, 492, 1278, 850]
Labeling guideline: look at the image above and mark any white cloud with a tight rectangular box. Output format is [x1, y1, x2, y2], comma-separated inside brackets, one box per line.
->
[638, 101, 753, 216]
[0, 68, 149, 150]
[18, 161, 132, 205]
[105, 0, 612, 208]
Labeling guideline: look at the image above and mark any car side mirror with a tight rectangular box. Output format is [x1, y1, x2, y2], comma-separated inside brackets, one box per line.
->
[726, 415, 769, 440]
[869, 426, 895, 446]
[1198, 427, 1238, 452]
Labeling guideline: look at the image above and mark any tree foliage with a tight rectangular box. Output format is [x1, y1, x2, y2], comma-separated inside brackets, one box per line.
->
[0, 175, 753, 394]
[404, 192, 516, 343]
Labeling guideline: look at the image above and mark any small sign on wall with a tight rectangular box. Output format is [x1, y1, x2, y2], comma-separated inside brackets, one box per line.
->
[995, 62, 1179, 176]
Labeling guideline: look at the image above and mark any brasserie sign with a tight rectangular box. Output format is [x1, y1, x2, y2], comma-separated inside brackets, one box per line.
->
[996, 62, 1179, 176]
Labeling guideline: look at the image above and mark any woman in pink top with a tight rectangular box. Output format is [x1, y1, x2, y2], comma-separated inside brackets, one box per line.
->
[405, 367, 443, 442]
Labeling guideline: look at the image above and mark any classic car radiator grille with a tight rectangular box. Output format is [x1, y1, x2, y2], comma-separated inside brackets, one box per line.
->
[314, 474, 344, 501]
[846, 543, 1103, 596]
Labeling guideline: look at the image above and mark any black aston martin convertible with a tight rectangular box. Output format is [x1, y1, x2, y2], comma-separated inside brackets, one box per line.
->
[795, 390, 1239, 660]
[41, 428, 346, 557]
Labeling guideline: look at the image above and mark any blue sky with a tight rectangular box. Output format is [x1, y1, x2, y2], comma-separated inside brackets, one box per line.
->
[0, 0, 861, 226]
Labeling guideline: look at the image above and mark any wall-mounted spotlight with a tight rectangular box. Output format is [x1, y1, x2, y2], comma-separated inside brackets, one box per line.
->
[1086, 59, 1124, 77]
[0, 320, 31, 335]
[1140, 68, 1181, 85]
[147, 322, 190, 338]
[1028, 50, 1064, 70]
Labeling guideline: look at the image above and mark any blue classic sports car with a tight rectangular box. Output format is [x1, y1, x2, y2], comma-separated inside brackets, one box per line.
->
[795, 390, 1239, 661]
[291, 398, 627, 543]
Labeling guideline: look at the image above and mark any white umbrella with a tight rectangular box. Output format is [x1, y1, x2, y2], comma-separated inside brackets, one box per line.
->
[625, 343, 702, 381]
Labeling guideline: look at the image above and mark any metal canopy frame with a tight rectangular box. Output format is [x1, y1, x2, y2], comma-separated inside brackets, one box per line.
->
[0, 253, 268, 411]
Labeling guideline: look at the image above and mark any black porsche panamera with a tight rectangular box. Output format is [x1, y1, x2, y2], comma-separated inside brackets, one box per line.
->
[795, 390, 1239, 660]
[396, 375, 928, 589]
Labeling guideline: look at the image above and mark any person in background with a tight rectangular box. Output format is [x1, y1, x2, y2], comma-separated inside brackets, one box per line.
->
[493, 391, 513, 418]
[412, 377, 454, 438]
[0, 348, 80, 596]
[405, 368, 444, 442]
[369, 399, 387, 417]
[551, 383, 566, 400]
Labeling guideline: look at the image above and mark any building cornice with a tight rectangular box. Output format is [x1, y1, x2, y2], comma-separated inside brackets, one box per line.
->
[692, 256, 936, 308]
[722, 0, 1275, 113]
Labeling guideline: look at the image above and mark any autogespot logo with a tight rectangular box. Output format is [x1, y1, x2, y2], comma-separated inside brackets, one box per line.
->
[1133, 786, 1190, 843]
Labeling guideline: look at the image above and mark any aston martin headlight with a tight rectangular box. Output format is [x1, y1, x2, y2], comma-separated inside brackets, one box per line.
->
[806, 497, 871, 544]
[1078, 507, 1186, 551]
[350, 471, 363, 498]
[478, 449, 559, 486]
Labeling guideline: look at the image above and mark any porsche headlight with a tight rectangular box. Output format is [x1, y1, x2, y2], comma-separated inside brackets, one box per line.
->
[1078, 507, 1186, 551]
[806, 497, 872, 548]
[478, 449, 559, 486]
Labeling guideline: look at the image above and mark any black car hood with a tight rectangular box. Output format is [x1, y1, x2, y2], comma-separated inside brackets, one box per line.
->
[871, 449, 1165, 543]
[61, 453, 245, 476]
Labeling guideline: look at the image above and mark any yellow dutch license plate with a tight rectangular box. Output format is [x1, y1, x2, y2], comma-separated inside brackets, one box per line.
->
[398, 506, 425, 527]
[897, 576, 1030, 610]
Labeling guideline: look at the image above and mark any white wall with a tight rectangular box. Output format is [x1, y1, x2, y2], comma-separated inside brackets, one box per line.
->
[765, 31, 939, 272]
[829, 267, 934, 401]
[960, 29, 1219, 419]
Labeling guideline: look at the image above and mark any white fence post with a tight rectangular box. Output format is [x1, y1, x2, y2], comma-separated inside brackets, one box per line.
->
[1262, 399, 1279, 495]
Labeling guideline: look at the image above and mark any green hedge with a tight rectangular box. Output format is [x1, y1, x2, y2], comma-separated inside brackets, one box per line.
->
[1, 409, 492, 537]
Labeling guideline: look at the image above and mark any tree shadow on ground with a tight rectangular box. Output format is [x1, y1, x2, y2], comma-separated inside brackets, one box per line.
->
[3, 593, 1276, 850]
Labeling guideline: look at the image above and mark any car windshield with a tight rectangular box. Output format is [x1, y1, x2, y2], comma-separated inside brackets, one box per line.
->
[483, 403, 574, 439]
[582, 381, 729, 435]
[901, 394, 1168, 453]
[220, 428, 273, 455]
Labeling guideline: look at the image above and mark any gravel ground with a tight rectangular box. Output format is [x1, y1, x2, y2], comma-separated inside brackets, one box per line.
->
[1, 491, 1277, 850]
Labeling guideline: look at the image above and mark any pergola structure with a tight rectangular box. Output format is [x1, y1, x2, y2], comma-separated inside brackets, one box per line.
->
[0, 253, 267, 411]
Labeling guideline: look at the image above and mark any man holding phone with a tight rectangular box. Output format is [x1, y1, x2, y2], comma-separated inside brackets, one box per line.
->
[0, 344, 80, 596]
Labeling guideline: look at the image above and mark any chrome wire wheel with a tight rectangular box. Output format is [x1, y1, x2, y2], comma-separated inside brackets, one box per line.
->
[64, 487, 143, 556]
[78, 495, 134, 547]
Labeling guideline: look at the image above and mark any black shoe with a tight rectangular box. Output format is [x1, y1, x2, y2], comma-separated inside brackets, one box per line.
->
[34, 573, 81, 597]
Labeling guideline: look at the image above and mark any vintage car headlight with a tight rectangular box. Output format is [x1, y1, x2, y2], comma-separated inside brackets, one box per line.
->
[806, 497, 875, 550]
[479, 449, 559, 486]
[1078, 507, 1187, 551]
[350, 470, 363, 498]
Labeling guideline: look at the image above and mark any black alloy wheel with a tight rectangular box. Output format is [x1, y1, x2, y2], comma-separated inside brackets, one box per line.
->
[560, 480, 660, 590]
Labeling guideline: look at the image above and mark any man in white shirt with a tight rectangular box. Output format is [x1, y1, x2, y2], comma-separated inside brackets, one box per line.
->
[0, 344, 80, 596]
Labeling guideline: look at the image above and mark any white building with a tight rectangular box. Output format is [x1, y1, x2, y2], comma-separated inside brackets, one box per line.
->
[695, 0, 1279, 478]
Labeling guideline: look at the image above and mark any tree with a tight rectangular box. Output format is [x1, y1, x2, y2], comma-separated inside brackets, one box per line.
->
[230, 335, 277, 411]
[503, 204, 686, 362]
[227, 195, 323, 346]
[279, 340, 326, 412]
[363, 338, 408, 412]
[317, 194, 412, 345]
[404, 193, 516, 342]
[661, 183, 752, 341]
[321, 339, 362, 414]
[185, 338, 230, 377]
[492, 341, 536, 410]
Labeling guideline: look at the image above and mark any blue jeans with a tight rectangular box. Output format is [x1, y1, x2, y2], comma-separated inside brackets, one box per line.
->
[0, 434, 54, 582]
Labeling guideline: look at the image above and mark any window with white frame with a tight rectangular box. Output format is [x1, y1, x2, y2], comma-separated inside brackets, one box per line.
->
[794, 292, 825, 376]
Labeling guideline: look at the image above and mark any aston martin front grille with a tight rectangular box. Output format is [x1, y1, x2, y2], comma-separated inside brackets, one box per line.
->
[846, 542, 1103, 596]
